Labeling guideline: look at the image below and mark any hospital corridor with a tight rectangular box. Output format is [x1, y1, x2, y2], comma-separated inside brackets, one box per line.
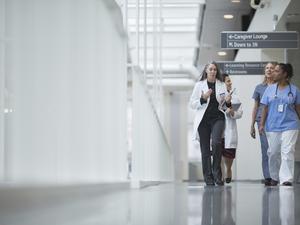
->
[0, 0, 300, 224]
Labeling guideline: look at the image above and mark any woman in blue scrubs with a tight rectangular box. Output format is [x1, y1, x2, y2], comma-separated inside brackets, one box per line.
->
[259, 63, 300, 186]
[250, 62, 276, 186]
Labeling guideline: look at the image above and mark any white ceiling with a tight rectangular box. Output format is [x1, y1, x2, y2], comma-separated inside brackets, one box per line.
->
[196, 0, 252, 68]
[125, 0, 252, 80]
[285, 0, 300, 24]
[127, 0, 204, 72]
[122, 0, 299, 88]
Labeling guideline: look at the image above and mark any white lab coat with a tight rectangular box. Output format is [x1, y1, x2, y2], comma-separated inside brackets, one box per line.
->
[224, 92, 243, 148]
[189, 79, 228, 142]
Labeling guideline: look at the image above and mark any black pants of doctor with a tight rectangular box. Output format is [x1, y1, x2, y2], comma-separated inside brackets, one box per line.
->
[198, 118, 225, 184]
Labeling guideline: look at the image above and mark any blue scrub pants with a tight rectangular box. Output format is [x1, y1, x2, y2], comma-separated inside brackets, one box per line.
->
[257, 121, 271, 179]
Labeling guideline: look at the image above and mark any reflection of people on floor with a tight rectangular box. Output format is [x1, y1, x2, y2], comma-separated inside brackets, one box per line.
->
[263, 187, 295, 225]
[201, 187, 222, 225]
[222, 187, 235, 225]
[280, 188, 295, 225]
[201, 187, 235, 225]
[262, 188, 280, 225]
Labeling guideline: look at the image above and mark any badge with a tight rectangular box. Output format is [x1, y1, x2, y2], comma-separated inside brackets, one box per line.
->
[278, 104, 284, 112]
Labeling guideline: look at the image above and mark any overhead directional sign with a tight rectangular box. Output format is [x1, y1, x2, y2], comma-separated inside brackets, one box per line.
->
[217, 61, 270, 75]
[221, 31, 298, 49]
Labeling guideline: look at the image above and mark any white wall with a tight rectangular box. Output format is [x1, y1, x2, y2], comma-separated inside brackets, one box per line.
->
[0, 0, 5, 179]
[0, 0, 128, 183]
[234, 0, 291, 180]
[168, 91, 189, 181]
[287, 22, 300, 162]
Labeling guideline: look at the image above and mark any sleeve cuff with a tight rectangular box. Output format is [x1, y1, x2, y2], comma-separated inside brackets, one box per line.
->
[200, 97, 207, 105]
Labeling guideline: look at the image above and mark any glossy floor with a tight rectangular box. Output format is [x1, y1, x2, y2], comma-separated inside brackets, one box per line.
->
[0, 182, 299, 225]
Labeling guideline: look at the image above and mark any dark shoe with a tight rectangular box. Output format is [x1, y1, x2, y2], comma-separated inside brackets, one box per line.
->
[265, 179, 278, 186]
[225, 178, 232, 183]
[269, 179, 278, 186]
[282, 181, 292, 186]
[206, 181, 215, 186]
[215, 180, 224, 186]
[205, 175, 215, 186]
[264, 178, 272, 186]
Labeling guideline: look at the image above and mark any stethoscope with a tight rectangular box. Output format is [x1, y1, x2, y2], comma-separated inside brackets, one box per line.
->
[274, 82, 293, 99]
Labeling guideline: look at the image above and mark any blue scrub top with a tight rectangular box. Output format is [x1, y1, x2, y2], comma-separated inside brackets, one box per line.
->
[252, 83, 268, 122]
[261, 83, 300, 132]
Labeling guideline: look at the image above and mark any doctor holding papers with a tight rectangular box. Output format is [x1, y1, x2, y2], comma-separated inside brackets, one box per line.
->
[221, 74, 243, 183]
[219, 89, 241, 112]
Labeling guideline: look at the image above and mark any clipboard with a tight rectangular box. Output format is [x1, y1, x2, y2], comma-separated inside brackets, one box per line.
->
[231, 102, 241, 111]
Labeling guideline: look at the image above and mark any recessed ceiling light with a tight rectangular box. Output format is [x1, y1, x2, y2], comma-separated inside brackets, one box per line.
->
[218, 51, 227, 56]
[224, 14, 234, 19]
[287, 13, 299, 17]
[231, 0, 240, 3]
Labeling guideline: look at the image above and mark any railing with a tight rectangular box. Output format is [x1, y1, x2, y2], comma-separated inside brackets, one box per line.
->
[131, 66, 174, 187]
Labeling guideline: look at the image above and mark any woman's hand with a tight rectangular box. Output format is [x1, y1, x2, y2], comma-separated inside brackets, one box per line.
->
[250, 126, 256, 139]
[226, 108, 234, 117]
[201, 89, 212, 100]
[225, 94, 232, 103]
[258, 124, 265, 136]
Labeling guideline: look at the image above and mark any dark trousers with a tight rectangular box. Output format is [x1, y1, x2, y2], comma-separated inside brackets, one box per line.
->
[198, 118, 225, 183]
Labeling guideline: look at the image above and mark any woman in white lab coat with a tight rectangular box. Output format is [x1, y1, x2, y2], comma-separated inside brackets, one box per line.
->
[222, 74, 243, 183]
[189, 62, 232, 186]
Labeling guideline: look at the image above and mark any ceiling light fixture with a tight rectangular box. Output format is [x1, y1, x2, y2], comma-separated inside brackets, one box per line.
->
[231, 0, 240, 3]
[218, 51, 227, 56]
[224, 14, 234, 19]
[287, 13, 299, 17]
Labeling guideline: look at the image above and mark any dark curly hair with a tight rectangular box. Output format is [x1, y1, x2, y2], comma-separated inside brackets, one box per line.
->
[277, 63, 293, 80]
